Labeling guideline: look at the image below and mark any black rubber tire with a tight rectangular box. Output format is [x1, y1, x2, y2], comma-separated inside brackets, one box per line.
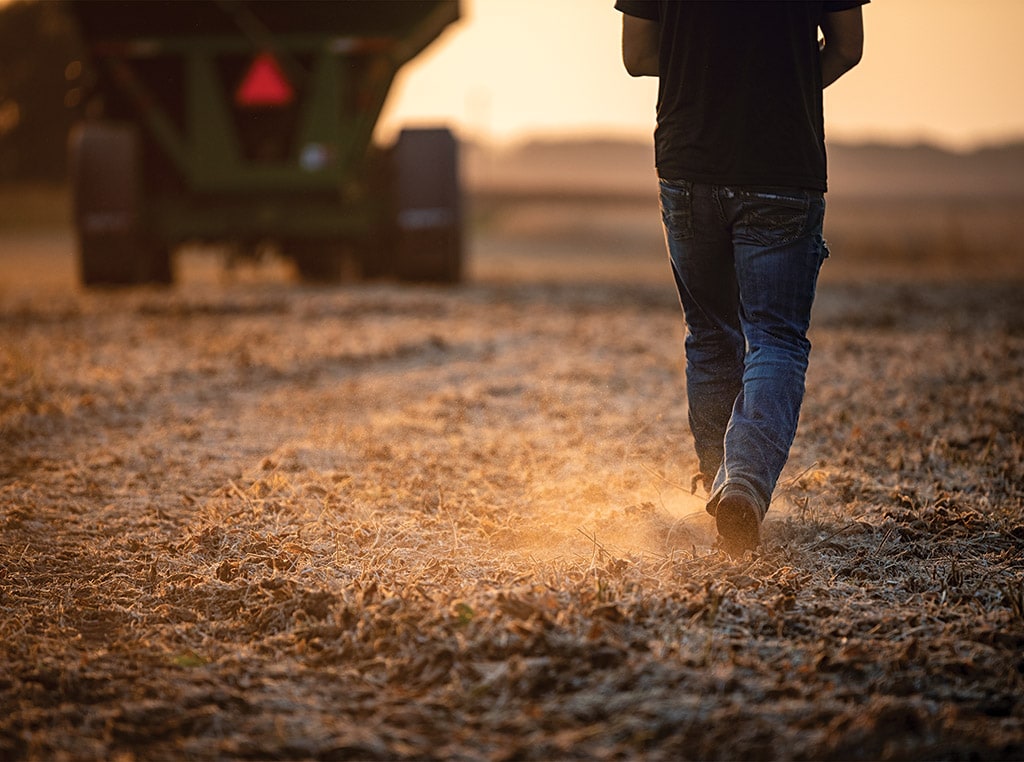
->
[391, 128, 463, 284]
[289, 240, 349, 283]
[70, 122, 171, 286]
[356, 146, 397, 280]
[147, 243, 173, 285]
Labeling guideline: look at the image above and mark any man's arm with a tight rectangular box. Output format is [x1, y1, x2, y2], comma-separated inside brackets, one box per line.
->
[820, 6, 864, 88]
[622, 15, 659, 77]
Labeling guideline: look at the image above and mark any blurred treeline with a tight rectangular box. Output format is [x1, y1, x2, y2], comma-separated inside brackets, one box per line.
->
[0, 0, 83, 183]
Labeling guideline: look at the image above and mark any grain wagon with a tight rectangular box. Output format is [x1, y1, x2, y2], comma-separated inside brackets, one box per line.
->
[67, 0, 462, 285]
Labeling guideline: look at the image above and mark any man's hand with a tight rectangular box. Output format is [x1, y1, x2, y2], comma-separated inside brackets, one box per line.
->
[820, 6, 864, 88]
[622, 15, 659, 77]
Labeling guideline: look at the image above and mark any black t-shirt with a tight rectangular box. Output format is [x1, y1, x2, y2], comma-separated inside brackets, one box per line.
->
[616, 0, 866, 191]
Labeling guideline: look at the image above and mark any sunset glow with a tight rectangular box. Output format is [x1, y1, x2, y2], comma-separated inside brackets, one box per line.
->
[378, 0, 1024, 150]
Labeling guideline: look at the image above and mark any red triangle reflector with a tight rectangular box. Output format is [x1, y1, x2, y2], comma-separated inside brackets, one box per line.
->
[235, 53, 294, 107]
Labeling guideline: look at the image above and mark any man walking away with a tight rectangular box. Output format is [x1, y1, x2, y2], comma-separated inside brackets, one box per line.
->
[616, 1, 866, 555]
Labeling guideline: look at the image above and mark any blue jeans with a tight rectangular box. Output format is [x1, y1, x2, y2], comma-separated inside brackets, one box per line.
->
[659, 179, 828, 515]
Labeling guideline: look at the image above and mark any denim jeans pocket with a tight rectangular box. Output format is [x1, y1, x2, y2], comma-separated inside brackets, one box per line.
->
[736, 189, 815, 247]
[659, 179, 693, 241]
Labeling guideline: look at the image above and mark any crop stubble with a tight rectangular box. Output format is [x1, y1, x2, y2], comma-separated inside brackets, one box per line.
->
[1, 227, 1023, 759]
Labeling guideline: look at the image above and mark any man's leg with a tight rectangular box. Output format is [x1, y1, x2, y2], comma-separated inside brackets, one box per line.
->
[714, 187, 828, 546]
[659, 180, 743, 489]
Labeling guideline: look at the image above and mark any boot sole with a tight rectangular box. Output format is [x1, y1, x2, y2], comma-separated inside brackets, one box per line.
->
[715, 494, 762, 556]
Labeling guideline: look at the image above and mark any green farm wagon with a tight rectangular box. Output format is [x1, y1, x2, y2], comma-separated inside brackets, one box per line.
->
[66, 0, 463, 286]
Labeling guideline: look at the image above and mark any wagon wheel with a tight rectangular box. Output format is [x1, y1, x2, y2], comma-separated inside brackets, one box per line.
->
[391, 128, 463, 284]
[355, 146, 397, 280]
[70, 122, 171, 286]
[288, 239, 351, 283]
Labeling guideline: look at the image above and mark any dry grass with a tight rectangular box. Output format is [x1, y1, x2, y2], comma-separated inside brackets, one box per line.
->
[1, 196, 1023, 760]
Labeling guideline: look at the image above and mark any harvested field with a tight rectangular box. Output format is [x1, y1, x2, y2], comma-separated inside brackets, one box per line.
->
[1, 191, 1024, 760]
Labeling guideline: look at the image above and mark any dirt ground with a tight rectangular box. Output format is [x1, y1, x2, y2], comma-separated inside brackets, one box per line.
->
[2, 198, 1023, 760]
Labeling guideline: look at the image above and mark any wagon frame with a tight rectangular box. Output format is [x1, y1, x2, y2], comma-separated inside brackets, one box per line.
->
[67, 0, 463, 285]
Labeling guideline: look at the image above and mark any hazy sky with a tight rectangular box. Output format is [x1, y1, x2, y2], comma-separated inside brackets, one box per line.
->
[377, 0, 1024, 150]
